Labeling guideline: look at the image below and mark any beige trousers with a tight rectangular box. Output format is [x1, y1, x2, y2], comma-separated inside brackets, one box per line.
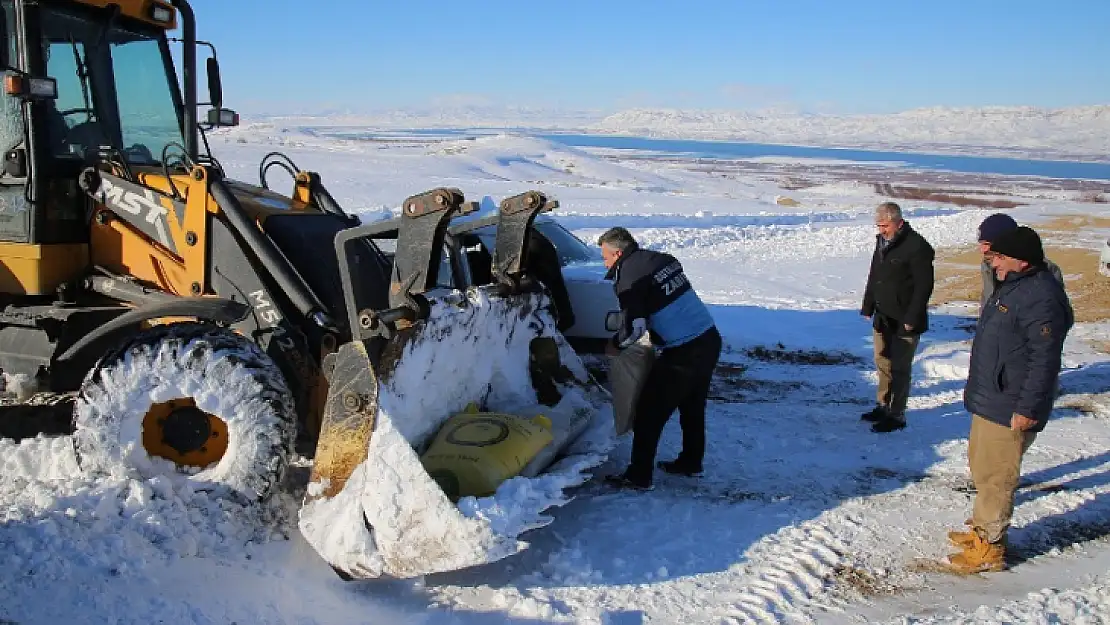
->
[873, 328, 920, 419]
[969, 414, 1038, 543]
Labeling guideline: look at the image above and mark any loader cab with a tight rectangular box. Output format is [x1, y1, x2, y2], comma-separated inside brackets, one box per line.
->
[0, 0, 202, 296]
[1, 0, 187, 231]
[0, 0, 240, 298]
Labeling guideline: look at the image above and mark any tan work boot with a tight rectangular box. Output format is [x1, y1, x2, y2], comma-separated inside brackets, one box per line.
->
[946, 531, 1006, 573]
[947, 518, 976, 548]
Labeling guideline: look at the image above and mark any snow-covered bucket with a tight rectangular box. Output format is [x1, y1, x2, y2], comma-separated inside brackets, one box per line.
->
[298, 287, 616, 579]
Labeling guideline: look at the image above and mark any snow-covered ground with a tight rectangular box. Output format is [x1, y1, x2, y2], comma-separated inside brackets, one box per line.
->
[2, 126, 1110, 624]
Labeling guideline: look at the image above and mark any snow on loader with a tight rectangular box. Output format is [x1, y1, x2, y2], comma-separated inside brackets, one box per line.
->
[0, 0, 613, 580]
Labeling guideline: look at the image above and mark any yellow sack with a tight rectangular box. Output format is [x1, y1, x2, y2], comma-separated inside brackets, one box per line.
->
[420, 404, 553, 501]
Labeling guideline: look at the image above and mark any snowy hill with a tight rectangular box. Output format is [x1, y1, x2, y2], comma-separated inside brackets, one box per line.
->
[252, 105, 605, 130]
[240, 103, 1110, 161]
[591, 105, 1110, 160]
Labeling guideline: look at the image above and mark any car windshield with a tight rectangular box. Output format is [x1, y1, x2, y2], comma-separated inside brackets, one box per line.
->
[42, 8, 183, 165]
[473, 220, 600, 267]
[533, 221, 600, 266]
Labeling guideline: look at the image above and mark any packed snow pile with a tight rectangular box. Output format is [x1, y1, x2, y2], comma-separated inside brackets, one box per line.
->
[298, 286, 615, 579]
[0, 432, 297, 619]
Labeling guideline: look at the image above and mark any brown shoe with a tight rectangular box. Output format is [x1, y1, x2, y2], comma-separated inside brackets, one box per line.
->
[947, 529, 977, 548]
[946, 531, 1006, 573]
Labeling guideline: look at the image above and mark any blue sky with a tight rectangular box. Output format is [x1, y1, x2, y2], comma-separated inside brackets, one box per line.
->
[183, 0, 1109, 115]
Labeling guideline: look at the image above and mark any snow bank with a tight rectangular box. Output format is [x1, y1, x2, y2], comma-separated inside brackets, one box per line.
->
[894, 583, 1110, 624]
[0, 433, 295, 623]
[298, 286, 615, 579]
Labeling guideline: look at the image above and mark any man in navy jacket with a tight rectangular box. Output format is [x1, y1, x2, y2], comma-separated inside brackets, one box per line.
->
[597, 227, 721, 490]
[947, 225, 1073, 573]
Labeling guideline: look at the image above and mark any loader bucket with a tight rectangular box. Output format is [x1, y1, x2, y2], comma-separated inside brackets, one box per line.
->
[299, 286, 615, 580]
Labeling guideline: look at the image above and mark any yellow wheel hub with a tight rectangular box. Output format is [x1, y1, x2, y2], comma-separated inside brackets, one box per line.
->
[141, 398, 228, 469]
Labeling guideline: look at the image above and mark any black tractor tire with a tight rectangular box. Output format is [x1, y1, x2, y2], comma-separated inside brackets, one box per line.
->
[72, 322, 296, 503]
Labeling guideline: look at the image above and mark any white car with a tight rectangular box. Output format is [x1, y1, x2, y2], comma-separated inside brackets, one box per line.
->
[464, 216, 621, 352]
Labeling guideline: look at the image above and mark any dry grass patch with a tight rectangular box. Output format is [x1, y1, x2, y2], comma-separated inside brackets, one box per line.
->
[932, 245, 1106, 323]
[1079, 190, 1107, 204]
[930, 212, 1110, 330]
[1038, 214, 1110, 237]
[779, 176, 822, 191]
[830, 564, 901, 596]
[931, 248, 986, 308]
[876, 183, 1024, 209]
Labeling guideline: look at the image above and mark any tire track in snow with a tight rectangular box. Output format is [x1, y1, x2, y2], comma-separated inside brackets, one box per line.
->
[717, 516, 856, 624]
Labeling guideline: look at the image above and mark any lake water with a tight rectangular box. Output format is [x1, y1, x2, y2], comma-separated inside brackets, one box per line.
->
[538, 134, 1110, 181]
[315, 127, 1110, 181]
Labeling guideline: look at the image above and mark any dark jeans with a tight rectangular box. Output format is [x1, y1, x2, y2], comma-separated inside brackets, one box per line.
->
[628, 326, 722, 480]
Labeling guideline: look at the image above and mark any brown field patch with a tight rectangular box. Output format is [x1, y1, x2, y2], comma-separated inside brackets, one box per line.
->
[1038, 214, 1110, 234]
[876, 183, 1024, 209]
[930, 212, 1110, 331]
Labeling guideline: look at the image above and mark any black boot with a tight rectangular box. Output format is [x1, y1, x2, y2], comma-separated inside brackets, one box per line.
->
[604, 468, 654, 490]
[871, 414, 906, 433]
[657, 458, 704, 477]
[861, 405, 888, 422]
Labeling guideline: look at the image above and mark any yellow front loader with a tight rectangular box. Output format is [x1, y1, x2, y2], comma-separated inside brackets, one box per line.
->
[0, 0, 612, 578]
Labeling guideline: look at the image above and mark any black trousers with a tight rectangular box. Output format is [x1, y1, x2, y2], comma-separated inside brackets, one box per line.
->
[628, 326, 722, 479]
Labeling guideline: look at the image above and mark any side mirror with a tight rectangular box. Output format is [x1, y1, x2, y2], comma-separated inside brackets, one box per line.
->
[605, 311, 621, 332]
[206, 56, 223, 109]
[206, 107, 239, 127]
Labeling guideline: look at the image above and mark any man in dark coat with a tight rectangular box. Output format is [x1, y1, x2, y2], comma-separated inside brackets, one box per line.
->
[859, 202, 935, 433]
[945, 226, 1073, 573]
[597, 227, 721, 490]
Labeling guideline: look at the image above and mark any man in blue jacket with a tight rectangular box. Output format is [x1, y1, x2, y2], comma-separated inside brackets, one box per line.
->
[597, 227, 721, 490]
[946, 225, 1073, 573]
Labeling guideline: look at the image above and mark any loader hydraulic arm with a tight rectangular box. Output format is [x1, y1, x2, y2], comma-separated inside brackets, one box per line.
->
[207, 171, 337, 332]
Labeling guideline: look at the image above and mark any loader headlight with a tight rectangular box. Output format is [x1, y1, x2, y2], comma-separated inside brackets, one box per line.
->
[3, 74, 57, 100]
[206, 107, 240, 127]
[149, 2, 175, 24]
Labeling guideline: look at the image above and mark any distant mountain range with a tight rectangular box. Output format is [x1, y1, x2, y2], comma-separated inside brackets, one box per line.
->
[248, 104, 1110, 161]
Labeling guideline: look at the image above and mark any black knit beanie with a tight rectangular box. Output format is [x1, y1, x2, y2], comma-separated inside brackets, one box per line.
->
[989, 226, 1044, 265]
